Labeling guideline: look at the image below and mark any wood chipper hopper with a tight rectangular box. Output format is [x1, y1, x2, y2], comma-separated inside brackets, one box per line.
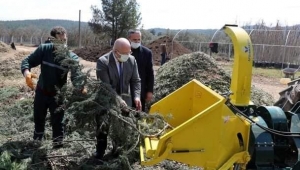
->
[140, 25, 255, 169]
[140, 25, 300, 170]
[140, 78, 252, 169]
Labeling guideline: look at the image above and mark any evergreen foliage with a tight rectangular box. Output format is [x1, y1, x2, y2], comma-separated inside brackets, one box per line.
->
[152, 52, 275, 106]
[89, 0, 142, 40]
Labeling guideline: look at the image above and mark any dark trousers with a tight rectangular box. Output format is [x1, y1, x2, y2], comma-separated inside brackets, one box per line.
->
[141, 98, 146, 112]
[33, 88, 64, 143]
[161, 53, 166, 66]
[95, 112, 109, 158]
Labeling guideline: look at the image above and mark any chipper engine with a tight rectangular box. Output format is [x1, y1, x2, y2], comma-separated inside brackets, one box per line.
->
[139, 25, 300, 170]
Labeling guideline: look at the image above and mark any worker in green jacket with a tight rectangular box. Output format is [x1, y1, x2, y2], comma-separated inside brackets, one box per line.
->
[20, 26, 85, 148]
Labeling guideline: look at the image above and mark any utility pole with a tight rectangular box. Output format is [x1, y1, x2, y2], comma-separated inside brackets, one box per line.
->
[78, 10, 82, 48]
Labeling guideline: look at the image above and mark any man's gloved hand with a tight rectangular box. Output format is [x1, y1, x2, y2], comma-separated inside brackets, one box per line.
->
[24, 70, 38, 90]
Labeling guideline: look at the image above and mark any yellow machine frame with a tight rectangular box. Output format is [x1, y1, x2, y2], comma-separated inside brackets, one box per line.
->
[225, 25, 254, 106]
[139, 25, 255, 169]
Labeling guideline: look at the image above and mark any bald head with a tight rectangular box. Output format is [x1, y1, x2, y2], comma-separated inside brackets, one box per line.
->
[112, 38, 132, 62]
[113, 38, 131, 52]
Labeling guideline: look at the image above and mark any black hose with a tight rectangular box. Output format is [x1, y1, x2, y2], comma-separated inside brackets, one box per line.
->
[226, 101, 300, 137]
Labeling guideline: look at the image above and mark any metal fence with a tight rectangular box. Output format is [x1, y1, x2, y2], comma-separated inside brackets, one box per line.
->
[175, 28, 300, 68]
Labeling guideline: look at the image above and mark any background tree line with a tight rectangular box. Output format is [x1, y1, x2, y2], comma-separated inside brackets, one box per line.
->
[0, 0, 213, 49]
[1, 0, 300, 65]
[0, 20, 97, 47]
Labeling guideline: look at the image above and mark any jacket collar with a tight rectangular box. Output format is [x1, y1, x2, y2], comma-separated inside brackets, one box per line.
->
[132, 45, 143, 53]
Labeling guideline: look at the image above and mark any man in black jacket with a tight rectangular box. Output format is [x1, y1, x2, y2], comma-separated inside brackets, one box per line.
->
[21, 26, 85, 148]
[128, 29, 154, 112]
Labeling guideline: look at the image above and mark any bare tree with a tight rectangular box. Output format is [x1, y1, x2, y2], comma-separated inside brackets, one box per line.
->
[0, 24, 8, 42]
[23, 26, 40, 44]
[15, 27, 26, 44]
[38, 28, 49, 44]
[80, 25, 97, 46]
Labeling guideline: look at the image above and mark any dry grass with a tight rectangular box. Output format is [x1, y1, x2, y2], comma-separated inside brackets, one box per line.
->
[218, 60, 300, 79]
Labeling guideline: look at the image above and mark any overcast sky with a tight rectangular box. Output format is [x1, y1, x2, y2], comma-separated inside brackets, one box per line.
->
[0, 0, 299, 29]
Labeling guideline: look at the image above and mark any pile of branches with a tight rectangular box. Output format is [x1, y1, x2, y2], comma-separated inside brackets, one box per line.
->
[151, 52, 275, 106]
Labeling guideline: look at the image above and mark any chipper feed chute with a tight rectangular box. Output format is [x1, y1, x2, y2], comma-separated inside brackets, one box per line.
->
[140, 25, 255, 169]
[140, 79, 251, 169]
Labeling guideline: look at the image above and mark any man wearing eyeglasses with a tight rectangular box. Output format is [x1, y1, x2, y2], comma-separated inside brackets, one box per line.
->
[128, 29, 154, 112]
[95, 37, 141, 160]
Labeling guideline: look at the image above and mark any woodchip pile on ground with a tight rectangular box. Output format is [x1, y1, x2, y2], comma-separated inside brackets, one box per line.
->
[73, 45, 111, 62]
[0, 41, 10, 53]
[145, 36, 192, 66]
[152, 51, 275, 106]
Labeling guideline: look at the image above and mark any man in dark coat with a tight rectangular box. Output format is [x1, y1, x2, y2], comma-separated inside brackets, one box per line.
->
[128, 29, 154, 112]
[11, 42, 16, 50]
[21, 26, 86, 148]
[95, 37, 141, 159]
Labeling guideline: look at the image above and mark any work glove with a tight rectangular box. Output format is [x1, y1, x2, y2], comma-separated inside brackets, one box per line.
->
[24, 71, 38, 90]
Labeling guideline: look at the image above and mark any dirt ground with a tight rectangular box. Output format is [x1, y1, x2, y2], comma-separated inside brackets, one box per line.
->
[252, 75, 285, 101]
[0, 45, 287, 101]
[73, 36, 192, 66]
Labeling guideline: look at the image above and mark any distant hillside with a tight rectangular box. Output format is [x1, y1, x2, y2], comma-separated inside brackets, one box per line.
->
[0, 19, 88, 30]
[0, 19, 218, 37]
[1, 19, 300, 36]
[149, 28, 217, 36]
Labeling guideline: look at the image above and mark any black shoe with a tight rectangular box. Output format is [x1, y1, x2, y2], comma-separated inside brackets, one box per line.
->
[102, 150, 120, 160]
[33, 134, 44, 141]
[52, 141, 64, 149]
[53, 144, 63, 149]
[93, 151, 104, 160]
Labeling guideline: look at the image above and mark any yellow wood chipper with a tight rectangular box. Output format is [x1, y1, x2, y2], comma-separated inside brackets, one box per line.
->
[139, 25, 300, 170]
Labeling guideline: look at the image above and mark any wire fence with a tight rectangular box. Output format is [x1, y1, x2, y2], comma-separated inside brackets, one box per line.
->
[176, 28, 300, 69]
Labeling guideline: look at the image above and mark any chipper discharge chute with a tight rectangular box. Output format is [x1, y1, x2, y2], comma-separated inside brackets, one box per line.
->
[140, 25, 300, 170]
